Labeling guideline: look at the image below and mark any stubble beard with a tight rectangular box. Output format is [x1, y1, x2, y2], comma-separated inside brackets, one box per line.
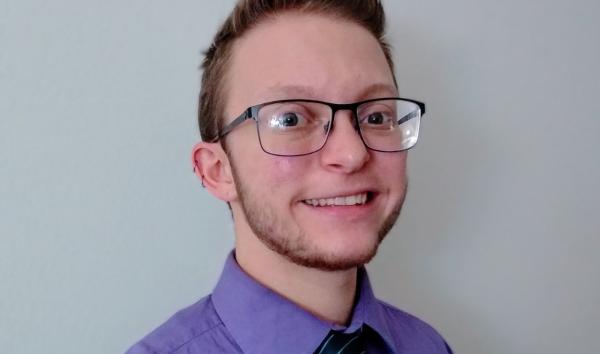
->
[231, 164, 407, 271]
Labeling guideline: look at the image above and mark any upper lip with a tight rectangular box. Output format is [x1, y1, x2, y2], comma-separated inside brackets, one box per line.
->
[300, 188, 376, 201]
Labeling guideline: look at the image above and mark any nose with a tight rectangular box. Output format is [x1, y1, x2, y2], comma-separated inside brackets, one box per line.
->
[319, 110, 370, 173]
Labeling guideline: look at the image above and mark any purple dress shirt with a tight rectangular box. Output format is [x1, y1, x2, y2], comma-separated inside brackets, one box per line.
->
[126, 251, 452, 353]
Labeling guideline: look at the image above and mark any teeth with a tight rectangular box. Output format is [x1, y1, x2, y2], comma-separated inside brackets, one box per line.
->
[303, 193, 369, 207]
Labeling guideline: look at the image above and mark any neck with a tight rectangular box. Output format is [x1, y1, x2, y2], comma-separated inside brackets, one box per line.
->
[235, 233, 358, 326]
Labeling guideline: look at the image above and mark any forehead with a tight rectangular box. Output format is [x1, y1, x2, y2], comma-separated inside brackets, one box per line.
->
[225, 12, 396, 117]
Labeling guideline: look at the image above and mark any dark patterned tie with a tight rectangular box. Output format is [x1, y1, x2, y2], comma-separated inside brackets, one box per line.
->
[314, 327, 366, 354]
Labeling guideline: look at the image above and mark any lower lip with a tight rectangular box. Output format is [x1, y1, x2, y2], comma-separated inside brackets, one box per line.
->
[298, 194, 378, 220]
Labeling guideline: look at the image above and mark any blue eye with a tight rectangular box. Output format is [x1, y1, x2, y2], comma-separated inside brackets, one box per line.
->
[279, 112, 300, 127]
[366, 112, 385, 125]
[260, 102, 326, 134]
[269, 111, 308, 130]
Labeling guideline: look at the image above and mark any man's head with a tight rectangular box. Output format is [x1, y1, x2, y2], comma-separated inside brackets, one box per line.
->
[197, 0, 396, 144]
[193, 0, 417, 271]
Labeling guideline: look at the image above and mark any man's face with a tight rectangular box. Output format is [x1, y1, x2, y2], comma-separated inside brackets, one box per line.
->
[223, 12, 408, 271]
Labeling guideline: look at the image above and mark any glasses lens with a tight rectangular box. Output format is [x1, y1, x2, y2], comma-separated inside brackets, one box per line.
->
[357, 99, 421, 152]
[256, 101, 331, 156]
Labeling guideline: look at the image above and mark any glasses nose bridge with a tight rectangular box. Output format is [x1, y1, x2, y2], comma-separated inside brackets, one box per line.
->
[328, 103, 359, 132]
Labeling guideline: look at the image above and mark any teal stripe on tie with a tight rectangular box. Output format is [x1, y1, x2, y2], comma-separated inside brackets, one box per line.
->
[313, 327, 366, 354]
[337, 334, 359, 353]
[317, 333, 335, 354]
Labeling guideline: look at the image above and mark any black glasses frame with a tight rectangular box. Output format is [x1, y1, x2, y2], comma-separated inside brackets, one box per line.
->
[211, 97, 426, 156]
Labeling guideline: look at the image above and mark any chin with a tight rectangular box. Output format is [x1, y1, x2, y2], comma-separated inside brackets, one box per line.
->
[294, 249, 378, 271]
[286, 238, 382, 271]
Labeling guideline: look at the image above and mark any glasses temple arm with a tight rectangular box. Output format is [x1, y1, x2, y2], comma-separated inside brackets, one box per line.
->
[397, 110, 419, 125]
[210, 110, 251, 142]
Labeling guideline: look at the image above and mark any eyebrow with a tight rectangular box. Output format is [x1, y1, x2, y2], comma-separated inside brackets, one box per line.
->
[256, 82, 398, 102]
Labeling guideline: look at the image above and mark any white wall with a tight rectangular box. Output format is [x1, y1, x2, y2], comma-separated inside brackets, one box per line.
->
[1, 0, 598, 353]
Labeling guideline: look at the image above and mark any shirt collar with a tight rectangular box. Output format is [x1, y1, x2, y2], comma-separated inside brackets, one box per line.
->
[212, 250, 395, 354]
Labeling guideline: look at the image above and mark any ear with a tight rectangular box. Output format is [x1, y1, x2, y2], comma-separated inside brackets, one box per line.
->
[191, 142, 237, 202]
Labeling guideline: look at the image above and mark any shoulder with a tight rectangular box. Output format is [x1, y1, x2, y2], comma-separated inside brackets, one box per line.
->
[376, 299, 452, 353]
[125, 295, 241, 354]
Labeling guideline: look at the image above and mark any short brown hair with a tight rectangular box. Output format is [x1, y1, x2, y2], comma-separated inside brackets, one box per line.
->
[198, 0, 396, 142]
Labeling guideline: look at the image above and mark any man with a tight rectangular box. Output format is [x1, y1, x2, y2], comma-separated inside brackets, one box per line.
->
[128, 0, 452, 353]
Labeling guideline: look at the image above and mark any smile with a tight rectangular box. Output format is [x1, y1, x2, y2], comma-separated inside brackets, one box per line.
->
[302, 192, 369, 207]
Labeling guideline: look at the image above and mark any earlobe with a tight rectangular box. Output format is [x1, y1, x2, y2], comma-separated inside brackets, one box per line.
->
[191, 142, 237, 202]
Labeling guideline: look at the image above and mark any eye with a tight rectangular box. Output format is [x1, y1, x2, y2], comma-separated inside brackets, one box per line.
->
[360, 111, 394, 128]
[269, 111, 306, 129]
[358, 101, 397, 131]
[259, 101, 326, 134]
[366, 112, 386, 125]
[277, 112, 301, 127]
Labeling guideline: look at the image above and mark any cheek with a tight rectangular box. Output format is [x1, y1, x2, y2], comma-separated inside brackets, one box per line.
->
[269, 157, 306, 184]
[377, 152, 408, 182]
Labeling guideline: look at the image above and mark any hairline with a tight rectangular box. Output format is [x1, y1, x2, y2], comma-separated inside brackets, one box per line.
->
[214, 9, 397, 142]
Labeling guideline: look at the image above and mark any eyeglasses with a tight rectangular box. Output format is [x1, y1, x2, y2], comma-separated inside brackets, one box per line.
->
[212, 97, 425, 157]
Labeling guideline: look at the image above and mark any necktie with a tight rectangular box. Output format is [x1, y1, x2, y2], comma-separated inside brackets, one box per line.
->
[314, 327, 366, 354]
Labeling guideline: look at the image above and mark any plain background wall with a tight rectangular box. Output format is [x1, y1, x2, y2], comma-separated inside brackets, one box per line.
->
[1, 0, 598, 353]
